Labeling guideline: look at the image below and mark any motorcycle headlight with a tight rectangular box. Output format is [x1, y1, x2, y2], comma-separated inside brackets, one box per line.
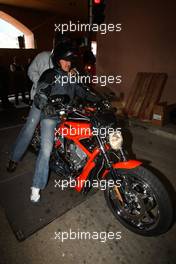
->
[109, 131, 123, 150]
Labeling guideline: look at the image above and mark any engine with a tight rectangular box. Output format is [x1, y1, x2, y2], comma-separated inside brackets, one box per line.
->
[66, 142, 87, 171]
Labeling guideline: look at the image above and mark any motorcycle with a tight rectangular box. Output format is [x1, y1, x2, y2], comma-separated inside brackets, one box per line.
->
[30, 95, 174, 236]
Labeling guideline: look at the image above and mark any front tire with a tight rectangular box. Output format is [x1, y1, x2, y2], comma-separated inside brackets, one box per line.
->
[104, 166, 174, 236]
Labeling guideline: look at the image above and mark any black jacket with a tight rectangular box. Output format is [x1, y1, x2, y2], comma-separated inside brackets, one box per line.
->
[34, 67, 101, 118]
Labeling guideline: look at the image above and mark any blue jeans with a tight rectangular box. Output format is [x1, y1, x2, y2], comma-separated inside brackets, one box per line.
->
[11, 103, 41, 162]
[32, 118, 58, 189]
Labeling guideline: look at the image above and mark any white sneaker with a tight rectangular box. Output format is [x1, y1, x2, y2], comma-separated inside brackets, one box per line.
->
[30, 187, 40, 203]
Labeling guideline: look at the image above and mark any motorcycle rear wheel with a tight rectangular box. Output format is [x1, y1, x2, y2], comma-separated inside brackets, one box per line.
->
[104, 166, 174, 236]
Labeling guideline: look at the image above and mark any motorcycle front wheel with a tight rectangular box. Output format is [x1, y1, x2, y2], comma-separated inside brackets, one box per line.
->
[104, 166, 174, 236]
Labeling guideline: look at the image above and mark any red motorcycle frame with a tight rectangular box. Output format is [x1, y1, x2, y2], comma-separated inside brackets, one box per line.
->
[54, 119, 142, 192]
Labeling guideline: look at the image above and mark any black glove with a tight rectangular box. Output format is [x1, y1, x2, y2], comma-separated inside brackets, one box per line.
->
[43, 103, 56, 116]
[34, 93, 48, 110]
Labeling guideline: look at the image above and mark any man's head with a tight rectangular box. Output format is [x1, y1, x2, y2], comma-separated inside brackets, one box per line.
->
[52, 43, 76, 71]
[59, 59, 71, 72]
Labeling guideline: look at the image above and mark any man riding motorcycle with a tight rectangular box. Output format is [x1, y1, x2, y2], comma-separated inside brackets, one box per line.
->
[31, 43, 101, 202]
[7, 33, 72, 173]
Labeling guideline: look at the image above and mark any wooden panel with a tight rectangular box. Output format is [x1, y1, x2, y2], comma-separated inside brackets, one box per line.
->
[142, 73, 167, 120]
[128, 73, 149, 117]
[125, 72, 142, 114]
[132, 73, 153, 117]
[139, 75, 156, 120]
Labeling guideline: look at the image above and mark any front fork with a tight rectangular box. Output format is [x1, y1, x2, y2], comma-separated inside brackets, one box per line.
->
[96, 135, 141, 204]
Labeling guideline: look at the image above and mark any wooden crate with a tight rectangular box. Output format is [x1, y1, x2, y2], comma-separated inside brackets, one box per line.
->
[125, 72, 167, 121]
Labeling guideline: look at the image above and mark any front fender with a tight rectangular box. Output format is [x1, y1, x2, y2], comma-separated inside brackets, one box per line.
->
[102, 160, 142, 178]
[113, 160, 142, 169]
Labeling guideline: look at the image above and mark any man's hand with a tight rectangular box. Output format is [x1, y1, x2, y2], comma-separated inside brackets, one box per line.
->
[43, 104, 56, 116]
[34, 93, 48, 110]
[69, 68, 78, 76]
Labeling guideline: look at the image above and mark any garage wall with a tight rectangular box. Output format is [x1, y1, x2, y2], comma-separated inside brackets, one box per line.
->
[0, 4, 89, 97]
[96, 0, 176, 104]
[0, 4, 56, 50]
[0, 4, 88, 67]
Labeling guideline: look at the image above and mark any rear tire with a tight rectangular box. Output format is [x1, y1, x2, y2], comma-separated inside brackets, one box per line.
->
[104, 166, 174, 236]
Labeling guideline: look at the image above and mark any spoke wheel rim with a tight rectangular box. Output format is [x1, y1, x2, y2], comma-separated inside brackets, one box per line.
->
[109, 174, 160, 231]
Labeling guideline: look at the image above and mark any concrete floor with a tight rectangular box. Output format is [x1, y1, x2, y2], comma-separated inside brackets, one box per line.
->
[0, 120, 176, 264]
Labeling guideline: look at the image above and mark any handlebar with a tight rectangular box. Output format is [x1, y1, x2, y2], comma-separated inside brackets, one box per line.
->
[49, 95, 115, 117]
